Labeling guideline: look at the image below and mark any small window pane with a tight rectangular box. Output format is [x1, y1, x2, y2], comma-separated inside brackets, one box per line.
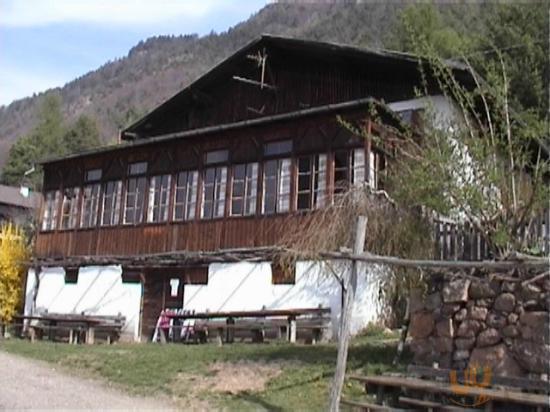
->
[85, 169, 102, 182]
[205, 149, 228, 165]
[264, 140, 292, 156]
[128, 161, 147, 175]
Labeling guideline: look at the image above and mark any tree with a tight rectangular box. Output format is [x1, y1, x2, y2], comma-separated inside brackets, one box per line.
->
[378, 46, 549, 258]
[387, 4, 468, 58]
[2, 95, 104, 189]
[1, 94, 65, 188]
[63, 115, 101, 154]
[0, 223, 29, 326]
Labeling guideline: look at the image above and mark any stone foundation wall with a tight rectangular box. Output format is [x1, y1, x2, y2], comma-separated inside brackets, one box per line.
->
[409, 269, 550, 377]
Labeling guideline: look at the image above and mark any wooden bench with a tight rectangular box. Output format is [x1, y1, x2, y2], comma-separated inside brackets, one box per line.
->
[343, 374, 550, 411]
[160, 307, 332, 345]
[15, 314, 125, 344]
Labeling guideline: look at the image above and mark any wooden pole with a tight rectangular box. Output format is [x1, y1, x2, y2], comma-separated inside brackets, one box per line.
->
[328, 216, 367, 412]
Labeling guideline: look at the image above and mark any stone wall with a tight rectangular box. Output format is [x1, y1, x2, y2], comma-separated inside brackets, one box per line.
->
[409, 269, 549, 377]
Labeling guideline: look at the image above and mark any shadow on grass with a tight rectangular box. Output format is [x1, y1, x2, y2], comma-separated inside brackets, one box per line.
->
[236, 339, 404, 373]
[231, 392, 286, 412]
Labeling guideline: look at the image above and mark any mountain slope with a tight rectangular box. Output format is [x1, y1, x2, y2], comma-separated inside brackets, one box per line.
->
[0, 2, 412, 169]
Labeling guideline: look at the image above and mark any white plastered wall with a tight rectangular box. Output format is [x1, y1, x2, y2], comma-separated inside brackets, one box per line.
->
[25, 266, 142, 341]
[183, 261, 387, 338]
[388, 94, 461, 131]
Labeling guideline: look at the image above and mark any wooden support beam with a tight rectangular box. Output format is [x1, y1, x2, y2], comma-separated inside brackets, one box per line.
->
[329, 215, 367, 412]
[232, 76, 276, 91]
[287, 316, 296, 343]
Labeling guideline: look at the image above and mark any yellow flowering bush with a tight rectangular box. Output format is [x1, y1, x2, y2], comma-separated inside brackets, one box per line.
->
[0, 223, 29, 324]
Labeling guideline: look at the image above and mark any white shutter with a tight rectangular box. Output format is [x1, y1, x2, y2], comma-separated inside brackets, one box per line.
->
[147, 176, 157, 222]
[316, 154, 327, 208]
[353, 148, 365, 185]
[278, 158, 291, 212]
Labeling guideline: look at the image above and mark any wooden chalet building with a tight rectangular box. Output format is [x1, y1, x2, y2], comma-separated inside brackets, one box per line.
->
[27, 35, 469, 341]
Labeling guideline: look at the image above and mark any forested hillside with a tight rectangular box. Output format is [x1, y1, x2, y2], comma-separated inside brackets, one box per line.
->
[0, 1, 546, 181]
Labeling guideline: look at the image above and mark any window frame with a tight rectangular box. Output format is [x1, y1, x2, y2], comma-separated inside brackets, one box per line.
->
[262, 157, 292, 215]
[230, 162, 259, 217]
[332, 147, 366, 196]
[200, 165, 228, 220]
[173, 169, 199, 221]
[60, 187, 81, 231]
[41, 190, 61, 232]
[123, 161, 148, 225]
[296, 153, 327, 211]
[101, 180, 123, 227]
[146, 174, 172, 223]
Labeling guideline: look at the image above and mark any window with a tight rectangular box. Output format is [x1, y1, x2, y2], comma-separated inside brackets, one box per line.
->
[174, 171, 198, 221]
[297, 154, 327, 210]
[101, 181, 122, 226]
[147, 174, 171, 222]
[201, 166, 227, 219]
[205, 149, 229, 165]
[128, 161, 147, 175]
[333, 148, 365, 194]
[124, 176, 146, 224]
[64, 269, 78, 284]
[271, 262, 296, 285]
[262, 158, 291, 214]
[231, 163, 258, 216]
[41, 190, 60, 231]
[124, 162, 147, 225]
[80, 183, 101, 228]
[60, 187, 80, 230]
[264, 140, 292, 156]
[85, 168, 102, 182]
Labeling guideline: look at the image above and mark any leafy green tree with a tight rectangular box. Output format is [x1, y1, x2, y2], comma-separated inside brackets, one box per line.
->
[387, 4, 468, 58]
[1, 94, 103, 189]
[1, 94, 65, 188]
[1, 135, 41, 187]
[63, 115, 101, 154]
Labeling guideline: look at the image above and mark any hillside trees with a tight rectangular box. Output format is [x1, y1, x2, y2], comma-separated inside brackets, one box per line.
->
[1, 94, 102, 189]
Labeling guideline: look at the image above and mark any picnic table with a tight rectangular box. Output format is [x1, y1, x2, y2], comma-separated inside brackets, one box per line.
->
[13, 314, 122, 344]
[156, 307, 331, 344]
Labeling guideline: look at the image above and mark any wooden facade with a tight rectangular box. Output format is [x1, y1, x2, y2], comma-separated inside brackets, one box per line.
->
[36, 35, 470, 261]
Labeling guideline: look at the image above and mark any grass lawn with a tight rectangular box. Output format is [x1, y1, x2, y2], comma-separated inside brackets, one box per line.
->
[0, 334, 408, 411]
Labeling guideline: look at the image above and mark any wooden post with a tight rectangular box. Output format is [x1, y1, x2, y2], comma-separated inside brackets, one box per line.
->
[328, 215, 367, 412]
[87, 326, 95, 345]
[226, 317, 235, 343]
[287, 316, 296, 343]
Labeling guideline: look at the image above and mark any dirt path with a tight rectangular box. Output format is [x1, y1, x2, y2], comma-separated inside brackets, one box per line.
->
[0, 350, 177, 410]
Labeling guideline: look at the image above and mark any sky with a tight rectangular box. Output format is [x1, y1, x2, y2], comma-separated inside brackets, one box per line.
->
[0, 0, 267, 107]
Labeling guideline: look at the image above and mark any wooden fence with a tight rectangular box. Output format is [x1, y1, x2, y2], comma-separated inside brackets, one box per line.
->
[434, 209, 550, 261]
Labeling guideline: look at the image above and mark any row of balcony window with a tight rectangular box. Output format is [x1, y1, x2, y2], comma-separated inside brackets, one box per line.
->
[41, 143, 383, 232]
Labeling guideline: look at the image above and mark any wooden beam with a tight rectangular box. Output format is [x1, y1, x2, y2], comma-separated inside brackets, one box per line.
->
[232, 76, 277, 91]
[329, 216, 367, 411]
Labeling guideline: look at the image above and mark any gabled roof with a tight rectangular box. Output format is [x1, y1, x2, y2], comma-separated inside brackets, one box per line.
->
[122, 34, 470, 140]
